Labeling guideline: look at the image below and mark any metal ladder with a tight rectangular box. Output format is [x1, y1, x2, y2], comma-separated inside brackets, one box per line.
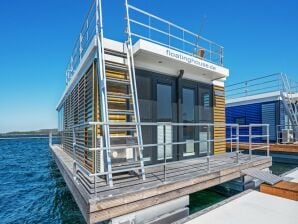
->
[95, 0, 145, 187]
[280, 73, 298, 126]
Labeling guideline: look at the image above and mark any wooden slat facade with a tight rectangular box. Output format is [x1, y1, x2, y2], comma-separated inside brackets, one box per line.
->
[61, 62, 97, 172]
[213, 85, 226, 154]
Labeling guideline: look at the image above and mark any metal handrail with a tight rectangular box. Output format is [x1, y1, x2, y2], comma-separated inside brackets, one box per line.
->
[229, 124, 270, 159]
[65, 0, 97, 85]
[126, 3, 224, 66]
[226, 73, 298, 100]
[53, 122, 271, 194]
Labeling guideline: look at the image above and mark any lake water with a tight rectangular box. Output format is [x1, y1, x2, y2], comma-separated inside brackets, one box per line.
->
[0, 137, 296, 223]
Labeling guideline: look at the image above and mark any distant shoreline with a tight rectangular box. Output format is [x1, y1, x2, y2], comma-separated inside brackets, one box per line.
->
[0, 129, 58, 137]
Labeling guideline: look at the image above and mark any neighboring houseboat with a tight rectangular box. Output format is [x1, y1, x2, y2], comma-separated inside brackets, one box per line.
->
[51, 1, 272, 223]
[226, 73, 298, 143]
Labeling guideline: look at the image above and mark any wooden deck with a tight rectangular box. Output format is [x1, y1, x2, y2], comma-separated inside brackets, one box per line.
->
[50, 144, 272, 224]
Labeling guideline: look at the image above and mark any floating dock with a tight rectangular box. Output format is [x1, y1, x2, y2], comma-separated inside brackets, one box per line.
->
[260, 168, 298, 201]
[50, 144, 271, 223]
[176, 190, 298, 224]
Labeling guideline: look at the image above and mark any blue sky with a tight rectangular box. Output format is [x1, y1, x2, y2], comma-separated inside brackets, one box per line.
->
[0, 0, 297, 132]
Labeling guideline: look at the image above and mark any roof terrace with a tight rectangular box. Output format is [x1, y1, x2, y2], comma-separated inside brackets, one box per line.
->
[64, 0, 225, 85]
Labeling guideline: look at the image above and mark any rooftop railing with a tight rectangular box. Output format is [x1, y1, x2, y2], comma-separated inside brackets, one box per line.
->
[226, 73, 298, 100]
[64, 0, 225, 85]
[65, 0, 97, 85]
[126, 4, 224, 66]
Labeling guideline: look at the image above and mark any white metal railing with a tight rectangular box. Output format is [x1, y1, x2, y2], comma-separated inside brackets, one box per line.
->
[64, 0, 226, 85]
[54, 122, 270, 194]
[65, 0, 97, 85]
[125, 3, 224, 66]
[226, 73, 298, 100]
[229, 124, 270, 160]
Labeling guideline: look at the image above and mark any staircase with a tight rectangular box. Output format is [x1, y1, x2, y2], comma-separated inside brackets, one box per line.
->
[280, 73, 298, 127]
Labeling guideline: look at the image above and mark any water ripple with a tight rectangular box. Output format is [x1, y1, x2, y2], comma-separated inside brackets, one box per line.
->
[0, 138, 85, 224]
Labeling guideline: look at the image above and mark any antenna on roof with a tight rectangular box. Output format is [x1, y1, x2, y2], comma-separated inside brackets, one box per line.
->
[195, 14, 207, 57]
[199, 14, 207, 36]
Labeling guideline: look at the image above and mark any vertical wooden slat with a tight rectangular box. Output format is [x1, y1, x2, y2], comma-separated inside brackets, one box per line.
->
[213, 85, 226, 154]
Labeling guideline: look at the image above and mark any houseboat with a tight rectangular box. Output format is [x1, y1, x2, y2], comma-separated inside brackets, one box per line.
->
[226, 73, 298, 163]
[226, 73, 298, 143]
[50, 0, 272, 223]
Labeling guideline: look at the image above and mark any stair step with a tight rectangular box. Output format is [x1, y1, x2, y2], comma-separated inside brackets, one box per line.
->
[108, 109, 134, 115]
[106, 77, 130, 85]
[105, 60, 128, 71]
[110, 127, 136, 132]
[104, 48, 127, 58]
[107, 93, 132, 99]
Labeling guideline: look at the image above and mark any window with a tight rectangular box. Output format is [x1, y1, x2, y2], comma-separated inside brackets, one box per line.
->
[203, 93, 210, 108]
[182, 88, 195, 156]
[157, 83, 172, 120]
[235, 117, 246, 125]
[182, 88, 195, 122]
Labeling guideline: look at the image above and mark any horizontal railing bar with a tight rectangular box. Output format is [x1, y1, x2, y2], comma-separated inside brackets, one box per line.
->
[250, 146, 268, 150]
[226, 79, 280, 93]
[226, 73, 281, 88]
[79, 136, 238, 152]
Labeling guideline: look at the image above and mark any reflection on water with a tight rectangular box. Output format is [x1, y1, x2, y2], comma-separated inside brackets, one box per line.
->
[270, 161, 297, 175]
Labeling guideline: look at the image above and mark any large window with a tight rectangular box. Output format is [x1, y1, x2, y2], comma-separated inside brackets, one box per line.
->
[157, 83, 172, 121]
[182, 88, 195, 156]
[182, 88, 195, 123]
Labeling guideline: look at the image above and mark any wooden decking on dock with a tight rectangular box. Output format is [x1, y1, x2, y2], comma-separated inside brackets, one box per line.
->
[50, 144, 272, 224]
[226, 142, 298, 153]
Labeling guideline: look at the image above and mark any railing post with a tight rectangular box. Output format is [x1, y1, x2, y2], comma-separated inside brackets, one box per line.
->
[49, 132, 52, 147]
[267, 124, 270, 157]
[94, 124, 97, 195]
[79, 32, 83, 60]
[249, 125, 252, 160]
[86, 19, 89, 41]
[168, 24, 171, 48]
[209, 43, 211, 62]
[73, 161, 77, 181]
[276, 125, 279, 144]
[163, 124, 167, 183]
[220, 47, 223, 65]
[230, 126, 233, 152]
[236, 124, 239, 164]
[207, 124, 211, 172]
[148, 16, 151, 39]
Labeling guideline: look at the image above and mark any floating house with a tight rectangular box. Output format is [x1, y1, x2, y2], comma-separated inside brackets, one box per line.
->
[51, 1, 272, 223]
[226, 73, 298, 143]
